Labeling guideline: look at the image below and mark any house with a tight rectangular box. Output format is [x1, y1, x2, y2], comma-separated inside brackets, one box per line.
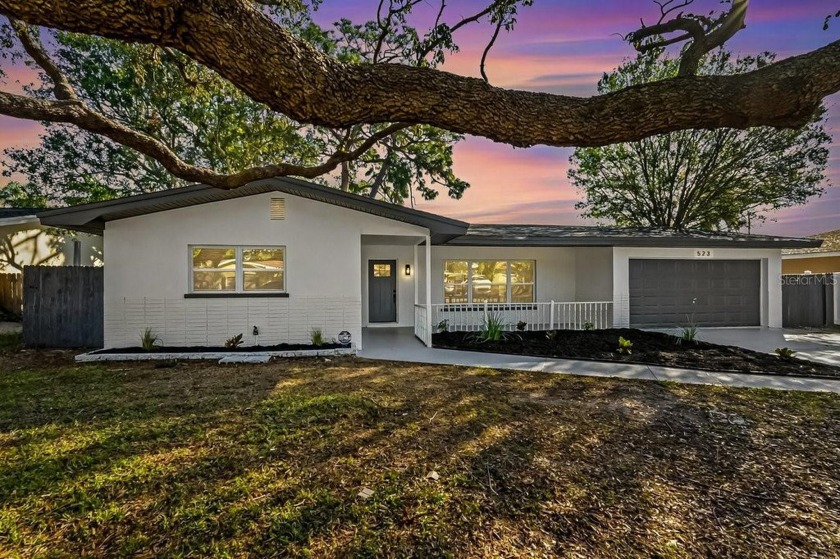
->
[782, 228, 840, 274]
[0, 208, 102, 273]
[38, 177, 821, 350]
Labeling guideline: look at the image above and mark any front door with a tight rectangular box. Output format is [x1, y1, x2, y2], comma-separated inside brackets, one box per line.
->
[369, 260, 397, 323]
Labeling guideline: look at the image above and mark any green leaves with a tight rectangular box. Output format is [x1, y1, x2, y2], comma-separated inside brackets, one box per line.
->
[2, 7, 468, 208]
[569, 49, 830, 231]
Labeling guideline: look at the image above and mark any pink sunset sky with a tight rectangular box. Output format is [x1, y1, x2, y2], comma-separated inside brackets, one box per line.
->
[0, 1, 838, 236]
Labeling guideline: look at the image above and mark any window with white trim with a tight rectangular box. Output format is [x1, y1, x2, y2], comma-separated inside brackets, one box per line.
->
[443, 260, 535, 304]
[190, 246, 285, 293]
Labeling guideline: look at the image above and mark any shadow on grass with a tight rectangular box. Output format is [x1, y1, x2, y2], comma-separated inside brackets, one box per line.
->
[0, 356, 838, 557]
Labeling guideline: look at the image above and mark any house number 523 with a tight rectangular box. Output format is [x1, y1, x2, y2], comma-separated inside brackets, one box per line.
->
[695, 250, 713, 258]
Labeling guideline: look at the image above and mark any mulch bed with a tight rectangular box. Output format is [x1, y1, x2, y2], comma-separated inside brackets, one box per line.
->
[433, 328, 840, 379]
[95, 342, 345, 354]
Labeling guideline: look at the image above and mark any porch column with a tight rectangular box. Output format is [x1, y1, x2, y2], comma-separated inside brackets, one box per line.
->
[425, 235, 432, 347]
[414, 242, 419, 305]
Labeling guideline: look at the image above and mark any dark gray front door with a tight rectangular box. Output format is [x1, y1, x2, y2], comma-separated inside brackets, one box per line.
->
[369, 260, 397, 323]
[629, 259, 761, 327]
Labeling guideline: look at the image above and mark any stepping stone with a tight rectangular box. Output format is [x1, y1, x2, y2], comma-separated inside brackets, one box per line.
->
[218, 355, 272, 364]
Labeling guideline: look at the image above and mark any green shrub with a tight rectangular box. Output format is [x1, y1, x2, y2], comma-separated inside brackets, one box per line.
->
[435, 319, 449, 333]
[140, 328, 159, 351]
[469, 312, 513, 343]
[310, 328, 324, 347]
[545, 330, 558, 342]
[516, 320, 527, 331]
[617, 336, 633, 355]
[676, 326, 698, 345]
[583, 322, 595, 331]
[225, 333, 244, 349]
[774, 347, 796, 360]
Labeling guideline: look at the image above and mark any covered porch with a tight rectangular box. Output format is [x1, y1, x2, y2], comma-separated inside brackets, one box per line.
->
[362, 238, 616, 348]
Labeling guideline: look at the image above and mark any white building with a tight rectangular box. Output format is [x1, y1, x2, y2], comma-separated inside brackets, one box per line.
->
[38, 178, 820, 349]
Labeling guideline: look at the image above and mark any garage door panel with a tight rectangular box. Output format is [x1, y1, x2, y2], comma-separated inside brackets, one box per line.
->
[629, 259, 760, 327]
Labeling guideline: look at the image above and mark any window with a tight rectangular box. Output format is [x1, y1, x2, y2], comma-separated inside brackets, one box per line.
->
[191, 246, 285, 293]
[372, 263, 392, 277]
[444, 260, 535, 304]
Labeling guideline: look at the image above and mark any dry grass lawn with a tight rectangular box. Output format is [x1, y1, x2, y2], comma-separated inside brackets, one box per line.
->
[0, 336, 838, 558]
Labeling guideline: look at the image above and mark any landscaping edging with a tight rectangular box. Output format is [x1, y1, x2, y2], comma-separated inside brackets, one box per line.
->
[75, 347, 356, 363]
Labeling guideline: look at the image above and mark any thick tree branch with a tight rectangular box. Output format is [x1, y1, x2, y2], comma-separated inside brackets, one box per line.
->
[0, 0, 838, 153]
[630, 0, 750, 76]
[0, 90, 408, 188]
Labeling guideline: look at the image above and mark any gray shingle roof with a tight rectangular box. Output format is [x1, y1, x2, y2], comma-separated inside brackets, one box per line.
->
[444, 224, 821, 249]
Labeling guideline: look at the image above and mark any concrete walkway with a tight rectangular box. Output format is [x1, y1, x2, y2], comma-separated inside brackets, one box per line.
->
[358, 328, 840, 394]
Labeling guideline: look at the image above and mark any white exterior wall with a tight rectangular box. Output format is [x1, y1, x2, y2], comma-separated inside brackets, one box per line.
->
[611, 247, 784, 328]
[103, 192, 427, 349]
[574, 247, 613, 301]
[361, 243, 416, 327]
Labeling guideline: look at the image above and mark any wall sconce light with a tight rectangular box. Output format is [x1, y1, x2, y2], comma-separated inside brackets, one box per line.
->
[404, 264, 412, 276]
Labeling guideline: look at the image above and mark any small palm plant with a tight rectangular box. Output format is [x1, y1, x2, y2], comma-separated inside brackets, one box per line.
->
[225, 333, 244, 349]
[140, 328, 159, 351]
[471, 312, 512, 343]
[310, 328, 324, 347]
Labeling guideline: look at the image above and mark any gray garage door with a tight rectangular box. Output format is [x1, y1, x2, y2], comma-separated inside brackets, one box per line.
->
[629, 259, 761, 327]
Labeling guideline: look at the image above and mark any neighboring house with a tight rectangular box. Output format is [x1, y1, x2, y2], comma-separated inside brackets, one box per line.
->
[0, 208, 102, 273]
[38, 177, 820, 350]
[782, 228, 840, 274]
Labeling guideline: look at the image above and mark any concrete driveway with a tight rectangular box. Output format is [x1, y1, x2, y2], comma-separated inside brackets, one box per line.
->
[690, 328, 840, 367]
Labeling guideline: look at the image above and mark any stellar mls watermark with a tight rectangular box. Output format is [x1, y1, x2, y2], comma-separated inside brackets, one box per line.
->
[779, 274, 837, 286]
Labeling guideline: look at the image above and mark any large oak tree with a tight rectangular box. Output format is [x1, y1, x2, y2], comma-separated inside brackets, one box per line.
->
[0, 0, 838, 191]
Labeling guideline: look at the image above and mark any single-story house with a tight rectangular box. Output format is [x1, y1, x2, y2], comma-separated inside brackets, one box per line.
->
[782, 228, 840, 274]
[38, 177, 821, 350]
[0, 208, 102, 273]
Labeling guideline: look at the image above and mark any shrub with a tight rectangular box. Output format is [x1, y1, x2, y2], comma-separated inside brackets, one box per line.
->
[583, 322, 595, 331]
[470, 312, 513, 343]
[676, 326, 698, 345]
[617, 336, 633, 355]
[310, 328, 324, 347]
[545, 330, 558, 342]
[435, 319, 449, 333]
[225, 333, 244, 349]
[140, 328, 159, 351]
[516, 320, 527, 331]
[774, 347, 797, 360]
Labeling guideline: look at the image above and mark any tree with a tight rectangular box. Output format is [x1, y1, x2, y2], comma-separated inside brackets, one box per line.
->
[569, 50, 832, 231]
[0, 0, 838, 191]
[0, 6, 468, 207]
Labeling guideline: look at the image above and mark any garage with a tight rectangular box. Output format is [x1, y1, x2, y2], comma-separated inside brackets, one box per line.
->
[629, 259, 761, 327]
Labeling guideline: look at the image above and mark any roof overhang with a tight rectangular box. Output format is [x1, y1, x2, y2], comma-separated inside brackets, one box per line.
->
[0, 215, 40, 231]
[38, 177, 469, 238]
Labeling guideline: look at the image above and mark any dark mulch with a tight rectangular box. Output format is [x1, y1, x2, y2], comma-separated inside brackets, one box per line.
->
[433, 328, 840, 379]
[94, 342, 345, 354]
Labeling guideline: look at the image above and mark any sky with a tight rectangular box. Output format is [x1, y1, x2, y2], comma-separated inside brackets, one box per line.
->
[0, 0, 838, 236]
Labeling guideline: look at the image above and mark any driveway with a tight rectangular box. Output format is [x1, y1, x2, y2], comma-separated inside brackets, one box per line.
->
[689, 327, 840, 367]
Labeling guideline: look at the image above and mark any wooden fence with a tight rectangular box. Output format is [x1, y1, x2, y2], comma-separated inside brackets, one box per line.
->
[781, 274, 835, 328]
[0, 273, 23, 317]
[23, 266, 103, 348]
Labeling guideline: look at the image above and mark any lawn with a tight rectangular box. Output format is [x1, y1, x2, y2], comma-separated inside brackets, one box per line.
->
[0, 338, 838, 557]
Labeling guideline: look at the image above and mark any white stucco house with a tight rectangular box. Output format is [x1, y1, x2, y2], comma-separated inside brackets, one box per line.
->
[38, 177, 820, 350]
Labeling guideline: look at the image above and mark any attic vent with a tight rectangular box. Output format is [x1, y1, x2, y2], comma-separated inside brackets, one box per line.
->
[270, 198, 286, 220]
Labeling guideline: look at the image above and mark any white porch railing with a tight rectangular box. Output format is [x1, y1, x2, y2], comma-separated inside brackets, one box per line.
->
[426, 301, 613, 333]
[414, 304, 431, 345]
